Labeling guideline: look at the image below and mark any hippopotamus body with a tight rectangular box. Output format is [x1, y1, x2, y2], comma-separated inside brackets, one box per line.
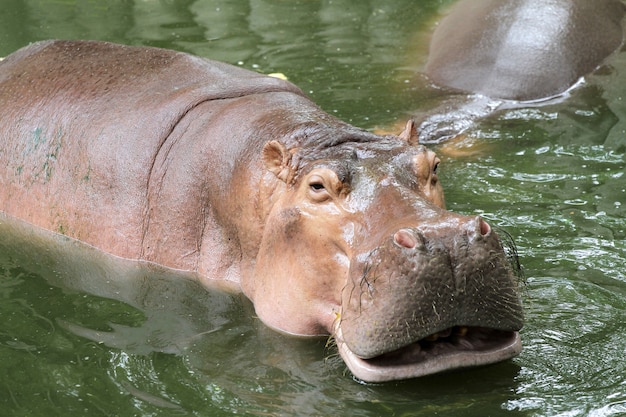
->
[0, 40, 522, 382]
[417, 0, 625, 141]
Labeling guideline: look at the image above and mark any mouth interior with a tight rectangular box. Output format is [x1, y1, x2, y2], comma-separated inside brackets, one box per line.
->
[336, 325, 521, 383]
[366, 326, 516, 367]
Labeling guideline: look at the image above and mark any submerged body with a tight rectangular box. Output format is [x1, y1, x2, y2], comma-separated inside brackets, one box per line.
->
[0, 40, 522, 382]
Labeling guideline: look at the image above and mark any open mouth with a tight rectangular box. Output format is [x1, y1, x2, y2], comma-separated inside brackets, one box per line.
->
[335, 325, 522, 383]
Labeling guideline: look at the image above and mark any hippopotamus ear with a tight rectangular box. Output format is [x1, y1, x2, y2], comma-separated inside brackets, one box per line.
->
[262, 140, 293, 183]
[398, 120, 419, 146]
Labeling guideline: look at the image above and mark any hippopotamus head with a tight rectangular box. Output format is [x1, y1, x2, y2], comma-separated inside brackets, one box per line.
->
[242, 120, 523, 382]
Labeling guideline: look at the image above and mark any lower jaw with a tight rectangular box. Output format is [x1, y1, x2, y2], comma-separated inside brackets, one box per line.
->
[334, 325, 522, 383]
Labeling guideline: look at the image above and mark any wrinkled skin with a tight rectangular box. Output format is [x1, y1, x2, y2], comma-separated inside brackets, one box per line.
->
[0, 40, 523, 382]
[416, 0, 625, 143]
[338, 222, 523, 381]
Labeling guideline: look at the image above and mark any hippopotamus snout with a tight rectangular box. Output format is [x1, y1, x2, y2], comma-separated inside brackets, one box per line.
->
[392, 215, 491, 250]
[337, 214, 523, 381]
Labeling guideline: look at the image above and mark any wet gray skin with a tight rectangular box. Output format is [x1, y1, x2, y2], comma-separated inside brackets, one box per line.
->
[336, 206, 523, 382]
[425, 0, 625, 101]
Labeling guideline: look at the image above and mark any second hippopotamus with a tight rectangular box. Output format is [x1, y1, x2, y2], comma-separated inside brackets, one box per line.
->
[415, 0, 625, 142]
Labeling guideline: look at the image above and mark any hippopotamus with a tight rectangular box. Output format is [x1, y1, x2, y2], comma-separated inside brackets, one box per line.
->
[0, 40, 523, 382]
[416, 0, 625, 141]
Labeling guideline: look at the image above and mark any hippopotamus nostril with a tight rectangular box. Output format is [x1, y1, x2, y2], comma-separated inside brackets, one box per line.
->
[467, 216, 492, 241]
[479, 217, 491, 236]
[393, 229, 418, 249]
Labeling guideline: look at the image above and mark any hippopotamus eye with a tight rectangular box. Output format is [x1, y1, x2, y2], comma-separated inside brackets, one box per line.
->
[307, 175, 330, 202]
[306, 170, 342, 203]
[431, 157, 441, 184]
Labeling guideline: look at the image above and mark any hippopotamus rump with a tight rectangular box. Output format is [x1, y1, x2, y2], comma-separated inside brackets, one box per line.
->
[0, 40, 523, 382]
[425, 0, 625, 101]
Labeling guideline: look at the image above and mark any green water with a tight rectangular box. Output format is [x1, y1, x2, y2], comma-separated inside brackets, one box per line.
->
[1, 0, 625, 416]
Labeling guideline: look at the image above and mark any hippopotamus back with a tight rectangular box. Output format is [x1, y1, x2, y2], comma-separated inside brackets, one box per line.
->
[0, 40, 306, 258]
[425, 0, 625, 101]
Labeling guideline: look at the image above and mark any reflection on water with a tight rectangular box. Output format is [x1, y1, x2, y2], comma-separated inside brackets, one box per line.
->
[1, 0, 625, 416]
